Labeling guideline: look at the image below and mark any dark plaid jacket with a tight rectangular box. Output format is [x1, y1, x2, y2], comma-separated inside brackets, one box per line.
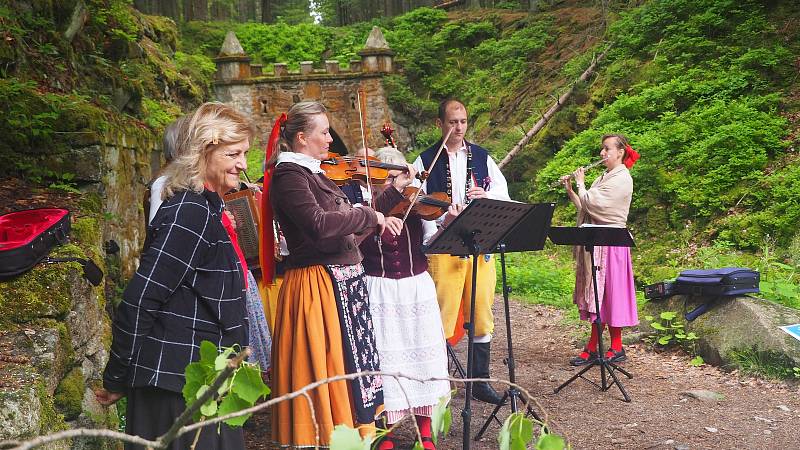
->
[103, 189, 249, 394]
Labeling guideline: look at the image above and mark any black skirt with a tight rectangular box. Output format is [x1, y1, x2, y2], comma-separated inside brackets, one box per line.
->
[125, 386, 245, 450]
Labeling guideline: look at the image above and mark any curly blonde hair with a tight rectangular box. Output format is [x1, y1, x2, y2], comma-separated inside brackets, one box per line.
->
[161, 102, 254, 199]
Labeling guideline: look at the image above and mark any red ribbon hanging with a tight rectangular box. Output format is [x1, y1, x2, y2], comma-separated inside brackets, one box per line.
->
[623, 144, 640, 169]
[259, 113, 287, 283]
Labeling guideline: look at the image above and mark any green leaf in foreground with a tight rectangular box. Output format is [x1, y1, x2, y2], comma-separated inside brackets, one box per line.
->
[329, 425, 370, 450]
[217, 393, 251, 427]
[431, 392, 453, 444]
[536, 433, 566, 450]
[231, 363, 270, 403]
[499, 412, 534, 450]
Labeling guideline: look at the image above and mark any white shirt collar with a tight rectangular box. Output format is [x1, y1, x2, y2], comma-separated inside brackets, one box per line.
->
[443, 140, 468, 154]
[276, 151, 324, 174]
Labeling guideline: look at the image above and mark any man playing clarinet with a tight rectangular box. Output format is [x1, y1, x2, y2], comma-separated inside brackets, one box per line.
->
[412, 99, 510, 405]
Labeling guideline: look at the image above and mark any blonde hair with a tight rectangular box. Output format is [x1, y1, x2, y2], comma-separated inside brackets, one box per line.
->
[161, 102, 254, 199]
[374, 147, 407, 166]
[266, 101, 328, 167]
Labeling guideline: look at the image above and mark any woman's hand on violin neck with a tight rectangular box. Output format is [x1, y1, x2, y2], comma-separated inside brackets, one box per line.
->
[389, 164, 417, 191]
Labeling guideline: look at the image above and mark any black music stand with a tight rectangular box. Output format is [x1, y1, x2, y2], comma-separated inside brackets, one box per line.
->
[548, 226, 635, 402]
[473, 203, 554, 440]
[426, 199, 536, 450]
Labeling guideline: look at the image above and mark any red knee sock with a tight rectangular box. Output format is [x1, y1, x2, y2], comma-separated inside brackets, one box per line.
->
[609, 326, 623, 351]
[377, 430, 395, 450]
[416, 415, 435, 449]
[580, 323, 605, 358]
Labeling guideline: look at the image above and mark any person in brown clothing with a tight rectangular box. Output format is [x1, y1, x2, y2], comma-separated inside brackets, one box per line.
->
[268, 101, 402, 447]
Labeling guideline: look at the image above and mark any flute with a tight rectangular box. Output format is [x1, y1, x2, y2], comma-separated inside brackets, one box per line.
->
[549, 158, 608, 188]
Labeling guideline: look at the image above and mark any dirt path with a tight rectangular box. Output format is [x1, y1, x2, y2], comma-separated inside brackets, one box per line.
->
[245, 299, 800, 449]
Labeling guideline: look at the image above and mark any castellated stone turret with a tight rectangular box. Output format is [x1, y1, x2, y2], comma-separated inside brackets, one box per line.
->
[215, 31, 251, 81]
[213, 26, 395, 80]
[213, 26, 410, 154]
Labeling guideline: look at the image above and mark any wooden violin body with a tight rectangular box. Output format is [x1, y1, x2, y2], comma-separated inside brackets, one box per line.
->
[389, 186, 451, 221]
[321, 156, 412, 186]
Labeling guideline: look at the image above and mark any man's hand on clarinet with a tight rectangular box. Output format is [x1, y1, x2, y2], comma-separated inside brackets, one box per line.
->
[466, 186, 487, 200]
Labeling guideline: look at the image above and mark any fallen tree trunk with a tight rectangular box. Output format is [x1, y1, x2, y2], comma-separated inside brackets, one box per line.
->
[498, 50, 608, 169]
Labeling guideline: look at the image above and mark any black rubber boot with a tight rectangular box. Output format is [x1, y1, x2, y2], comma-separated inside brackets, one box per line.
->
[471, 342, 505, 405]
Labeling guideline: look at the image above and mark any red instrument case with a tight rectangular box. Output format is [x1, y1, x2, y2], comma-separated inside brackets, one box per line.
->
[0, 208, 71, 280]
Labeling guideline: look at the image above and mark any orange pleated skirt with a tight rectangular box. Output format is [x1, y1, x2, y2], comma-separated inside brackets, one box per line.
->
[270, 265, 354, 447]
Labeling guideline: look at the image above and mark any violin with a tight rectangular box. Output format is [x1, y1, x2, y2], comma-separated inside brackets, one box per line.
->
[388, 186, 451, 221]
[321, 156, 416, 186]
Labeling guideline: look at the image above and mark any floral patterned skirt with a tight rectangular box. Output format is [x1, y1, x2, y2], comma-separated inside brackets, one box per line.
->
[326, 263, 384, 425]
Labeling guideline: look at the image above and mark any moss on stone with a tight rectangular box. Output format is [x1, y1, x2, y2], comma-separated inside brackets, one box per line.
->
[36, 380, 68, 435]
[71, 217, 100, 246]
[78, 192, 103, 215]
[0, 264, 77, 325]
[54, 367, 85, 421]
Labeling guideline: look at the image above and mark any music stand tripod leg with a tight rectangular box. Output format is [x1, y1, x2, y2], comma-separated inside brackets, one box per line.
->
[552, 244, 633, 402]
[447, 342, 467, 379]
[461, 233, 481, 450]
[474, 245, 543, 441]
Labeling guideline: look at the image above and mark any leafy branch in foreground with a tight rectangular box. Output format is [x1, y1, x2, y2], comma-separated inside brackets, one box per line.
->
[182, 341, 270, 428]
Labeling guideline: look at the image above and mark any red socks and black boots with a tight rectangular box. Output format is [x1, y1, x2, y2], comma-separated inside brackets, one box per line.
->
[570, 323, 604, 366]
[606, 326, 626, 362]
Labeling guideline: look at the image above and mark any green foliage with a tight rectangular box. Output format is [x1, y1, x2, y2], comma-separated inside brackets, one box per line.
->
[727, 346, 799, 380]
[329, 425, 370, 449]
[644, 312, 703, 365]
[182, 341, 270, 427]
[430, 392, 453, 445]
[498, 412, 534, 450]
[499, 251, 575, 310]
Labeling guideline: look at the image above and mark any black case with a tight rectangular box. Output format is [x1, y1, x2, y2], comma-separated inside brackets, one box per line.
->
[673, 267, 760, 297]
[0, 209, 71, 280]
[644, 281, 675, 300]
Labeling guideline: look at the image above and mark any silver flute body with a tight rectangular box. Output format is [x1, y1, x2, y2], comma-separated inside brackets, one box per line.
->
[549, 158, 608, 188]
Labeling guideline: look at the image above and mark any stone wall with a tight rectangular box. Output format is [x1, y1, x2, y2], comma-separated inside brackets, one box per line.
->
[0, 128, 158, 449]
[216, 74, 406, 153]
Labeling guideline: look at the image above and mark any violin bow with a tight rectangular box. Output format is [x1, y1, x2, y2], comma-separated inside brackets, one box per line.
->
[400, 127, 454, 226]
[356, 88, 374, 202]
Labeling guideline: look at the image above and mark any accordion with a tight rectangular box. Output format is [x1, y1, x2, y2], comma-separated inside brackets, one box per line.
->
[223, 189, 261, 268]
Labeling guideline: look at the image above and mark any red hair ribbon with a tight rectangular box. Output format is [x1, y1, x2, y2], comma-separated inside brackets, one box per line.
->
[623, 144, 640, 169]
[259, 113, 287, 283]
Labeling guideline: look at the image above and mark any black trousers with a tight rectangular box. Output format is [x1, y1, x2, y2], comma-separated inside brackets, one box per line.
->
[125, 386, 245, 450]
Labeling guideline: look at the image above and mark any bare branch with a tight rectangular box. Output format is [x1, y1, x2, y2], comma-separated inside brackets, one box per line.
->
[5, 428, 158, 450]
[498, 48, 609, 170]
[6, 369, 553, 449]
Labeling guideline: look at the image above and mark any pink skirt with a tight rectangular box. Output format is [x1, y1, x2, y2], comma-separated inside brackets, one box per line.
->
[579, 246, 638, 327]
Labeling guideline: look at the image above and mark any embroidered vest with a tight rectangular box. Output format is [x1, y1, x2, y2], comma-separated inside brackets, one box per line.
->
[419, 140, 490, 195]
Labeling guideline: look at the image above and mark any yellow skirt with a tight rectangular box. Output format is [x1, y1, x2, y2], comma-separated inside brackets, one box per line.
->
[270, 265, 354, 447]
[257, 275, 283, 334]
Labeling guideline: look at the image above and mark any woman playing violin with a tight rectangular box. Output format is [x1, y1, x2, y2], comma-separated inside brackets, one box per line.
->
[342, 147, 450, 450]
[268, 102, 402, 447]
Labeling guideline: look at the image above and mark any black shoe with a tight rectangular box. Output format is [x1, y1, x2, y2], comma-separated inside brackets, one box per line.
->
[569, 351, 597, 366]
[471, 342, 505, 405]
[606, 348, 627, 363]
[472, 381, 505, 405]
